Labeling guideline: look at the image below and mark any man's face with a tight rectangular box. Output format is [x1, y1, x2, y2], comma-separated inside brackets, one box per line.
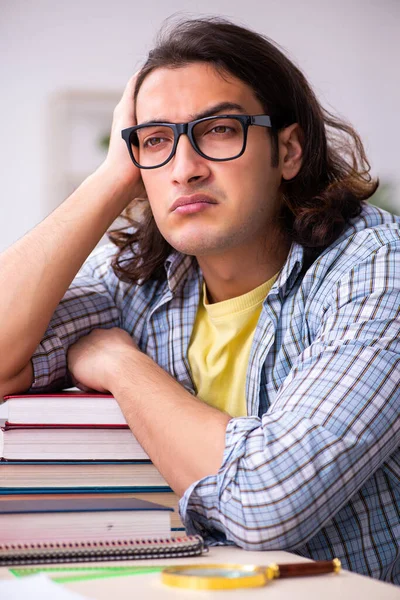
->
[135, 62, 284, 258]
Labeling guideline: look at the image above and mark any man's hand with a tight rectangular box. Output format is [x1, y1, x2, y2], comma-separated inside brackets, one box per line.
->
[67, 328, 138, 393]
[100, 73, 145, 197]
[67, 327, 230, 496]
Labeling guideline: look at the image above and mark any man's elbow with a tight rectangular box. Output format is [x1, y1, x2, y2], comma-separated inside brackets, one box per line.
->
[216, 497, 311, 552]
[0, 362, 34, 400]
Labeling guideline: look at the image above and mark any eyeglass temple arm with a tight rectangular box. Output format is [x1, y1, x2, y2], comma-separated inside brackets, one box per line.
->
[251, 115, 296, 129]
[250, 115, 272, 127]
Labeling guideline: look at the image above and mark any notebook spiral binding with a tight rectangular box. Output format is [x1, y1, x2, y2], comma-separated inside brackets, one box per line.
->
[0, 535, 206, 565]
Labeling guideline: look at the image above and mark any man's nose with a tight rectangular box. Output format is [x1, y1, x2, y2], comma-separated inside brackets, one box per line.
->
[170, 134, 211, 184]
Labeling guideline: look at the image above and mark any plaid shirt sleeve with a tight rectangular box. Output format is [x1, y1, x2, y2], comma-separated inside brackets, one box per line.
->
[29, 245, 121, 391]
[179, 233, 400, 552]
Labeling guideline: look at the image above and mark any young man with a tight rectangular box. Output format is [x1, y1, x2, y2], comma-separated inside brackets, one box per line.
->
[0, 18, 399, 584]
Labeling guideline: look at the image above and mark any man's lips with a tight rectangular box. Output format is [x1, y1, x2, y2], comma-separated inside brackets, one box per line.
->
[170, 194, 218, 212]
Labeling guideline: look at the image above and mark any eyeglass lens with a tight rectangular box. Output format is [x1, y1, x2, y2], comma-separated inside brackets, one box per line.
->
[131, 117, 245, 168]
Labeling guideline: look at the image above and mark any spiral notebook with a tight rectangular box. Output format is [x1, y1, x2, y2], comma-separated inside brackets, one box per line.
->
[0, 535, 205, 566]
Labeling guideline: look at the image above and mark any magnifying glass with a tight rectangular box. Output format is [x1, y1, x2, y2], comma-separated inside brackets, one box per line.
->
[162, 559, 341, 590]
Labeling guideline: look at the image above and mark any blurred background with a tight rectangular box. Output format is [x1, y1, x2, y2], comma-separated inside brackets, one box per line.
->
[1, 0, 399, 253]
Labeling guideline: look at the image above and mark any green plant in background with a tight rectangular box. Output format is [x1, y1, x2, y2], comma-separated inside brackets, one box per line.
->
[369, 182, 399, 215]
[99, 134, 111, 151]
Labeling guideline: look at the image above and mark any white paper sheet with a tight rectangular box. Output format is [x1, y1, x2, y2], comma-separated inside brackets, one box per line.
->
[0, 573, 92, 600]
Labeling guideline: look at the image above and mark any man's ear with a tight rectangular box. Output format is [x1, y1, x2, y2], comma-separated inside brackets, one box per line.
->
[278, 123, 303, 181]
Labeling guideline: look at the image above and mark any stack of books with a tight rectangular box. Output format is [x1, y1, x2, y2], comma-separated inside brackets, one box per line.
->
[0, 392, 184, 532]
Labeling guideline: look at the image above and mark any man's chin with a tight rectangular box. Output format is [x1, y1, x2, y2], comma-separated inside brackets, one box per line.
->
[165, 235, 223, 257]
[168, 240, 237, 259]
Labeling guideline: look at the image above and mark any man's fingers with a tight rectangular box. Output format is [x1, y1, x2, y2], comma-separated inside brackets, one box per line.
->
[117, 71, 140, 115]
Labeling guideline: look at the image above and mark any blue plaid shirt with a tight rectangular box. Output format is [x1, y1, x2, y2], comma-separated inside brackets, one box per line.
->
[31, 204, 400, 584]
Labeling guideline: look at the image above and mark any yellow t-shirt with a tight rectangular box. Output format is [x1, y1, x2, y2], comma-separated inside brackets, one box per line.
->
[188, 275, 277, 417]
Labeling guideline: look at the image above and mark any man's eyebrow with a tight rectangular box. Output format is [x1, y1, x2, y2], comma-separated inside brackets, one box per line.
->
[191, 102, 247, 120]
[138, 102, 247, 126]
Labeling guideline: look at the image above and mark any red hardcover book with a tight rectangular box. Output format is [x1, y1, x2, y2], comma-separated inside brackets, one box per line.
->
[0, 393, 148, 461]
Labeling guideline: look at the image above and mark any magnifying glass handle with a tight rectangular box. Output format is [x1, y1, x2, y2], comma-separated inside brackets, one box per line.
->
[268, 558, 341, 579]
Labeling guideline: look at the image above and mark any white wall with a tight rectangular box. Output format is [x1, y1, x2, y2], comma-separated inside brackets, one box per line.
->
[1, 0, 399, 252]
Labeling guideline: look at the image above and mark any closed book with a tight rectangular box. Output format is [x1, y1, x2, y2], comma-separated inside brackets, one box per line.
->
[0, 393, 127, 427]
[0, 460, 168, 489]
[0, 490, 185, 530]
[0, 428, 149, 460]
[0, 496, 172, 544]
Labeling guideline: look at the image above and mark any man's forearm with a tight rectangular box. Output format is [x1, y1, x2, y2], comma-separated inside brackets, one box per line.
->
[0, 75, 141, 393]
[108, 349, 231, 497]
[0, 167, 134, 389]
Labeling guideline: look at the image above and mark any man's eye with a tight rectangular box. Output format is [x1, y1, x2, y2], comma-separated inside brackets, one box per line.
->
[209, 125, 232, 134]
[143, 137, 166, 148]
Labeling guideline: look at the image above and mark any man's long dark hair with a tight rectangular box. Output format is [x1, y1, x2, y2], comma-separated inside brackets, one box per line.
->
[109, 17, 378, 284]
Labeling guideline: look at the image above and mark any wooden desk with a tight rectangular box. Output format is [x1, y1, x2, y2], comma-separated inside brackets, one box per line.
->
[1, 546, 398, 599]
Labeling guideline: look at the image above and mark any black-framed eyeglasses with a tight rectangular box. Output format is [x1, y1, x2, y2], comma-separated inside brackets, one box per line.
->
[121, 114, 275, 169]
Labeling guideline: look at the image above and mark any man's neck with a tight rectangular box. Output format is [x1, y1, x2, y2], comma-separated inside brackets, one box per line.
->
[196, 234, 290, 304]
